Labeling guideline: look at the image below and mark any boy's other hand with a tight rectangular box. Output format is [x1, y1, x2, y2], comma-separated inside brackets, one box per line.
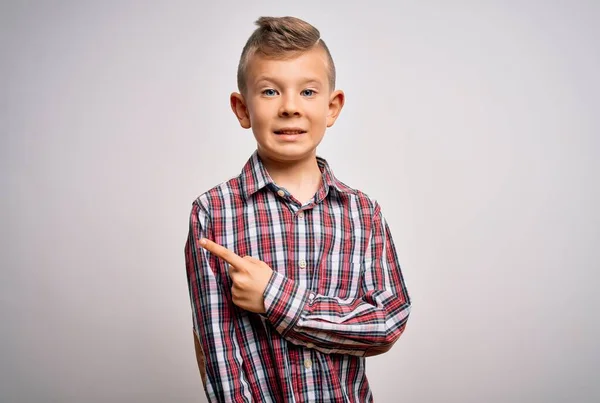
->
[198, 238, 273, 314]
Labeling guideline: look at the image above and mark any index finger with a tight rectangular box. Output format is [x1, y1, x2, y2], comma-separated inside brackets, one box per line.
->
[199, 238, 246, 268]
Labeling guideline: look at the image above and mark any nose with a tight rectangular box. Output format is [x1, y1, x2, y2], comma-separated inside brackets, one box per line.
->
[278, 94, 301, 117]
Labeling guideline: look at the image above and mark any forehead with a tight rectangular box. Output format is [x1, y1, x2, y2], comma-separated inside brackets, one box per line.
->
[246, 46, 330, 87]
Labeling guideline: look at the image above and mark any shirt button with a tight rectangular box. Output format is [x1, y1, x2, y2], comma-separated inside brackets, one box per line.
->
[299, 260, 307, 269]
[277, 190, 285, 197]
[306, 343, 314, 349]
[298, 212, 304, 219]
[308, 293, 315, 301]
[304, 359, 313, 369]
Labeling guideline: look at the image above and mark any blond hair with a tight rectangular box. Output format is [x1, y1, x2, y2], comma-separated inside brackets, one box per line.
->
[236, 16, 336, 94]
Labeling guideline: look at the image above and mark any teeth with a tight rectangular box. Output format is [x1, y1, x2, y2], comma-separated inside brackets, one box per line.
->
[276, 130, 303, 134]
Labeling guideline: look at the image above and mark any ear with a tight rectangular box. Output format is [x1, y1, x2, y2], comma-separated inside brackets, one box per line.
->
[230, 92, 251, 129]
[326, 90, 345, 127]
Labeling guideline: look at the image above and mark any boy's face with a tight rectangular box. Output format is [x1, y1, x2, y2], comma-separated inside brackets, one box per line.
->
[231, 47, 344, 163]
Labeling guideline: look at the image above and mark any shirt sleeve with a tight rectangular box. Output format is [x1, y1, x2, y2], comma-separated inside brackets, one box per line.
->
[185, 201, 253, 402]
[262, 201, 411, 357]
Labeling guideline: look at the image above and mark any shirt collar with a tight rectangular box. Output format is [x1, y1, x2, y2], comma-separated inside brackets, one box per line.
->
[239, 150, 355, 200]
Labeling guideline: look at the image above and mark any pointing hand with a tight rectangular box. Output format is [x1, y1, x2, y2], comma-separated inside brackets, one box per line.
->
[198, 238, 274, 314]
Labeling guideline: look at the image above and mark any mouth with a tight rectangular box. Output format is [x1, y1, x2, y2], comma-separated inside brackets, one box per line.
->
[274, 128, 307, 135]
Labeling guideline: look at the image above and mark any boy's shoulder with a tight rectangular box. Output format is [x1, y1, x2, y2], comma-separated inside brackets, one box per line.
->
[191, 174, 245, 209]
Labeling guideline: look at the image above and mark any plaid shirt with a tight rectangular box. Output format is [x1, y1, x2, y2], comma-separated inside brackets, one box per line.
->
[185, 151, 411, 402]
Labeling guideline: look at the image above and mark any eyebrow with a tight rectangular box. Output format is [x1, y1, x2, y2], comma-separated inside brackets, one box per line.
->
[254, 76, 324, 87]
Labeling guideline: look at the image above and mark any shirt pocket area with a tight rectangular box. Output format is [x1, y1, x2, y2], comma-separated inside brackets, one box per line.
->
[314, 255, 363, 300]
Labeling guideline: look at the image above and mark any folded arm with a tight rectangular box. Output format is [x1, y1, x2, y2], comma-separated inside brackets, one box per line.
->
[262, 202, 412, 356]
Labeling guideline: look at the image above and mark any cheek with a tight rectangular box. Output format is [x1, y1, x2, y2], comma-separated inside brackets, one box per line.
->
[307, 102, 330, 125]
[248, 104, 273, 127]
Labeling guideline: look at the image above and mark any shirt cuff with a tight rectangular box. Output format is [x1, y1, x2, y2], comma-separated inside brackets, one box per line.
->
[263, 271, 312, 336]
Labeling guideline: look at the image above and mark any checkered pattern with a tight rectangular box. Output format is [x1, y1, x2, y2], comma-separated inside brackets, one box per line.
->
[185, 151, 411, 402]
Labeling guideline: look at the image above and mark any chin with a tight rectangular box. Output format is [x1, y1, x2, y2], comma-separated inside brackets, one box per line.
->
[259, 146, 317, 161]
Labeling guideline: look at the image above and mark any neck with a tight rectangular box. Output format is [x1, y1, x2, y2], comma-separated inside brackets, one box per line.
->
[257, 150, 322, 190]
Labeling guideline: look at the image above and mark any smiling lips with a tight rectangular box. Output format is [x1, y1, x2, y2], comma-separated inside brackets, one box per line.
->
[274, 128, 307, 135]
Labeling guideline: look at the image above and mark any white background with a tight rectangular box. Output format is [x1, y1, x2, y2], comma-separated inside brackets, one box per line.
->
[2, 1, 599, 402]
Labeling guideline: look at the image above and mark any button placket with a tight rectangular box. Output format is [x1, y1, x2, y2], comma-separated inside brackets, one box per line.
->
[296, 207, 309, 290]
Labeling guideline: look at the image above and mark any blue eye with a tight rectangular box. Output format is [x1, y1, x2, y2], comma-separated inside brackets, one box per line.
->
[301, 89, 315, 97]
[262, 89, 278, 96]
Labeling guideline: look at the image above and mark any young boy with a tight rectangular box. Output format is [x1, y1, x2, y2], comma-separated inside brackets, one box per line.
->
[185, 16, 411, 402]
